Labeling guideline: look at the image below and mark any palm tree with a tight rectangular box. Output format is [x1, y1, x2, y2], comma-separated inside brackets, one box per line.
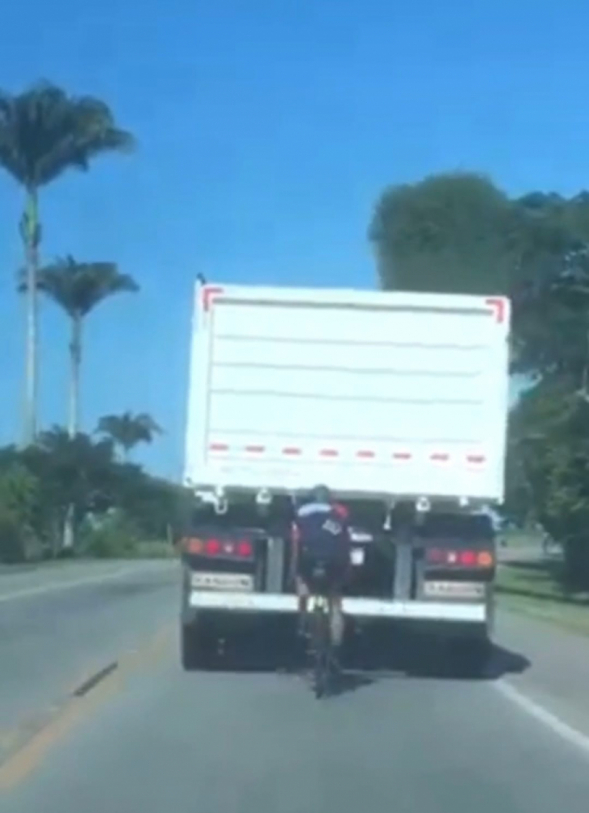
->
[37, 259, 138, 552]
[36, 257, 139, 437]
[0, 81, 135, 446]
[96, 412, 163, 460]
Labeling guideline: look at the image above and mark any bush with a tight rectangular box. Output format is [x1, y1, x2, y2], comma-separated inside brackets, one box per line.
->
[0, 430, 192, 561]
[0, 508, 26, 563]
[562, 536, 589, 590]
[78, 511, 141, 559]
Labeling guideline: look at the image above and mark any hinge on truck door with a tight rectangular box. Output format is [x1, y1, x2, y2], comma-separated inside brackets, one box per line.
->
[255, 488, 272, 507]
[416, 496, 431, 514]
[383, 498, 396, 531]
[195, 487, 228, 515]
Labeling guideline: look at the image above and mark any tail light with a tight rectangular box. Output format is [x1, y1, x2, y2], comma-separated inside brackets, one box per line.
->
[184, 537, 254, 559]
[206, 539, 221, 555]
[425, 548, 494, 568]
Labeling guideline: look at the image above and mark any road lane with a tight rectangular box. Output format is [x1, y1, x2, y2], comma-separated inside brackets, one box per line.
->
[0, 561, 178, 758]
[2, 630, 589, 813]
[0, 560, 175, 602]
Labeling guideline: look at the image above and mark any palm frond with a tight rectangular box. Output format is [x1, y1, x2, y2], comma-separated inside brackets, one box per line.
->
[0, 81, 136, 188]
[96, 411, 162, 451]
[37, 255, 139, 317]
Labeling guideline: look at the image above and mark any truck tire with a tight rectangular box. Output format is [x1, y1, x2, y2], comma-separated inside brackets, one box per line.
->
[181, 623, 215, 671]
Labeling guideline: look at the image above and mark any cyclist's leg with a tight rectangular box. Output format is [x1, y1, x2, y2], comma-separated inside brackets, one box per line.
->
[327, 552, 350, 650]
[295, 554, 311, 636]
[328, 590, 345, 649]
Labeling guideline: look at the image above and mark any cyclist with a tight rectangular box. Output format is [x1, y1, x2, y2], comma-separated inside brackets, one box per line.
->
[291, 484, 352, 656]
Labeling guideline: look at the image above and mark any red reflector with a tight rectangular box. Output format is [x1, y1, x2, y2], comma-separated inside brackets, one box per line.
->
[460, 550, 476, 566]
[237, 541, 253, 557]
[205, 539, 221, 555]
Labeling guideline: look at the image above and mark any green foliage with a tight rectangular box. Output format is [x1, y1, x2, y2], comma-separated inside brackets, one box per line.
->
[369, 172, 518, 295]
[0, 509, 24, 564]
[96, 412, 162, 458]
[0, 462, 42, 562]
[0, 427, 190, 561]
[507, 380, 589, 588]
[35, 256, 139, 318]
[369, 171, 589, 589]
[0, 81, 135, 189]
[78, 510, 142, 559]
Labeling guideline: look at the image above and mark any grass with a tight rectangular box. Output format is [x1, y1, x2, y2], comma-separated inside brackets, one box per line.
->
[126, 540, 177, 559]
[500, 528, 544, 548]
[497, 559, 589, 636]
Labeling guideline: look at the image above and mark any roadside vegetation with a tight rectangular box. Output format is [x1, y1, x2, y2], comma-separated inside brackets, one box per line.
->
[371, 172, 589, 596]
[0, 424, 192, 563]
[496, 559, 589, 636]
[0, 81, 189, 563]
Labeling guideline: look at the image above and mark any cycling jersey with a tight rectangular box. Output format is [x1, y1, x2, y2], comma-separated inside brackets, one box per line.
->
[292, 500, 352, 589]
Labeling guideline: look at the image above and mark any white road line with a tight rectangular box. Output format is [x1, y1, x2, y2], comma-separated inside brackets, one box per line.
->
[0, 562, 176, 604]
[495, 679, 589, 759]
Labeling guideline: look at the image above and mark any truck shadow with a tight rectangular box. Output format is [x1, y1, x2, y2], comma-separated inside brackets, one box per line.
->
[185, 623, 530, 694]
[346, 636, 530, 683]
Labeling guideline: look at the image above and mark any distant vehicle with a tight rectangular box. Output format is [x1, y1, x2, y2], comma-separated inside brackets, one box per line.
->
[179, 282, 510, 673]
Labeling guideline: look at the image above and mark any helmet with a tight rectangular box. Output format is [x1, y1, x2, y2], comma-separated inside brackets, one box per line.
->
[308, 483, 332, 505]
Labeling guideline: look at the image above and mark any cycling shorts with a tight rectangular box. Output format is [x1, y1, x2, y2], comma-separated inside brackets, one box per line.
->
[297, 546, 350, 595]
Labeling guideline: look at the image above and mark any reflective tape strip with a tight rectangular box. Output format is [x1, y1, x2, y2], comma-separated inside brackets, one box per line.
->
[207, 444, 486, 465]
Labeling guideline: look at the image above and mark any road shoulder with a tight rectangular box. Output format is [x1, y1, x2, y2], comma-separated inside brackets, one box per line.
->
[495, 608, 589, 742]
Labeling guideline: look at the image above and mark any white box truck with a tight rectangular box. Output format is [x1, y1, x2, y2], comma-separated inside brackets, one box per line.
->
[180, 281, 510, 672]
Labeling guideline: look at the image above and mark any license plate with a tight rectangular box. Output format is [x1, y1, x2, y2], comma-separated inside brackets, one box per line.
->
[191, 572, 254, 592]
[350, 548, 365, 566]
[350, 529, 373, 543]
[423, 581, 484, 599]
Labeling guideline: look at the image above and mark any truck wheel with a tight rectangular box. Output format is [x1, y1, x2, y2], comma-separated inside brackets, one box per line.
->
[181, 623, 215, 671]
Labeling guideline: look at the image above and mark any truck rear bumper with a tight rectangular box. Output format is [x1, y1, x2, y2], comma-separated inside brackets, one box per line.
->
[187, 591, 486, 623]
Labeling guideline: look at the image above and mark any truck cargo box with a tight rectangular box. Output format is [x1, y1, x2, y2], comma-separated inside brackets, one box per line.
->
[184, 283, 510, 503]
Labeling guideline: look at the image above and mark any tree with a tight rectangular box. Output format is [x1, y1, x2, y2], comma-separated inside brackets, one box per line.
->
[0, 81, 135, 445]
[0, 428, 187, 560]
[369, 172, 519, 295]
[508, 379, 589, 589]
[96, 412, 162, 460]
[36, 256, 139, 437]
[0, 462, 41, 562]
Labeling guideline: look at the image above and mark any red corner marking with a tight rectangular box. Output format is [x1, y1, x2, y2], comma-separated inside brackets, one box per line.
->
[202, 285, 224, 312]
[485, 297, 507, 324]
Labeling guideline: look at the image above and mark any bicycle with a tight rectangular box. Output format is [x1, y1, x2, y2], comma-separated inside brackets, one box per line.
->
[306, 564, 339, 699]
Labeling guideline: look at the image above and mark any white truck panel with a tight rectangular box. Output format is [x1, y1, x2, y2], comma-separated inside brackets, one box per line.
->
[184, 284, 510, 502]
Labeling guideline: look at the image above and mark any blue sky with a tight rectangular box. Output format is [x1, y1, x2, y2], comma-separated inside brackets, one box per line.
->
[0, 0, 587, 478]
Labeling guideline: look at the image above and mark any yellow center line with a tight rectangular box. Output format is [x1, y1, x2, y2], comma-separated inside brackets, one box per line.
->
[0, 623, 175, 792]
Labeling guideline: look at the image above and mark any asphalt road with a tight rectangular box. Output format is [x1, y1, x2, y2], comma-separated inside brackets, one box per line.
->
[0, 561, 178, 752]
[1, 563, 589, 812]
